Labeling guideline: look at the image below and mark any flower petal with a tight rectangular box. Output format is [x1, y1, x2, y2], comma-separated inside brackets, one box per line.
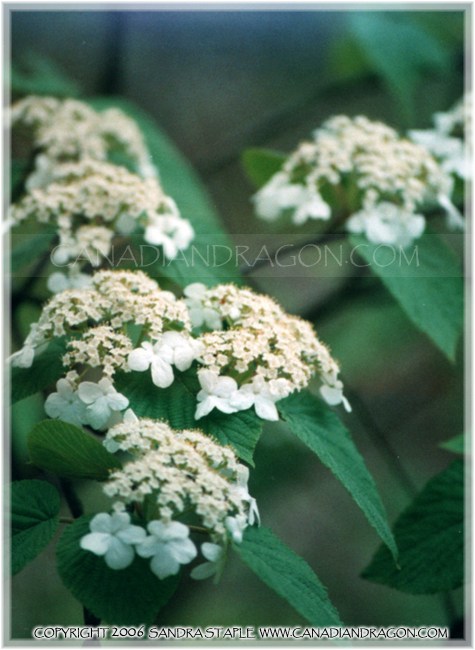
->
[254, 396, 279, 421]
[77, 381, 105, 405]
[80, 532, 110, 556]
[168, 538, 197, 564]
[190, 561, 217, 581]
[89, 513, 113, 533]
[150, 551, 180, 579]
[104, 538, 135, 570]
[128, 346, 153, 372]
[117, 525, 147, 545]
[201, 542, 223, 563]
[150, 357, 174, 388]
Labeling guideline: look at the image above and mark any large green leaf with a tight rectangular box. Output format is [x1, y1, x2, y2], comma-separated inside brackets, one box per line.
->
[362, 460, 464, 594]
[89, 97, 240, 287]
[241, 148, 286, 189]
[350, 233, 463, 361]
[28, 420, 121, 481]
[235, 526, 342, 626]
[11, 337, 67, 404]
[348, 13, 450, 123]
[57, 515, 180, 625]
[115, 369, 262, 464]
[279, 391, 397, 560]
[11, 479, 61, 575]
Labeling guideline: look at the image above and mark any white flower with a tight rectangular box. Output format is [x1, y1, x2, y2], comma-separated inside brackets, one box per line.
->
[44, 378, 88, 427]
[103, 409, 138, 453]
[238, 376, 291, 421]
[77, 377, 129, 430]
[135, 520, 197, 580]
[144, 210, 194, 260]
[253, 172, 309, 221]
[128, 333, 202, 389]
[195, 370, 244, 419]
[292, 187, 331, 225]
[47, 271, 92, 294]
[190, 543, 225, 581]
[80, 512, 146, 570]
[346, 202, 426, 248]
[225, 514, 248, 544]
[25, 153, 55, 190]
[10, 344, 35, 368]
[230, 465, 260, 526]
[320, 375, 351, 413]
[183, 283, 223, 330]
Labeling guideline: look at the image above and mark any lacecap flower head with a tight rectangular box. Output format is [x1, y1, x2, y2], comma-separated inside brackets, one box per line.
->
[253, 114, 460, 247]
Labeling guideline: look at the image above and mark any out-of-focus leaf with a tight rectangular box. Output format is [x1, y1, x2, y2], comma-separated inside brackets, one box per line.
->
[241, 148, 286, 189]
[440, 434, 464, 455]
[362, 460, 464, 594]
[350, 233, 463, 361]
[12, 53, 81, 98]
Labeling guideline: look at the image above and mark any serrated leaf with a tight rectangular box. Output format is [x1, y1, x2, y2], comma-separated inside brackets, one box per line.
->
[115, 369, 262, 464]
[235, 526, 342, 626]
[57, 515, 179, 625]
[11, 337, 67, 404]
[200, 409, 262, 467]
[241, 148, 286, 189]
[279, 390, 397, 560]
[350, 233, 463, 361]
[88, 97, 240, 286]
[11, 479, 61, 575]
[362, 460, 464, 594]
[440, 434, 464, 455]
[28, 420, 121, 481]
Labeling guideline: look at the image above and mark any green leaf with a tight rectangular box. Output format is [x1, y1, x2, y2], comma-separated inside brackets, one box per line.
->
[200, 409, 262, 467]
[88, 97, 240, 287]
[115, 369, 262, 464]
[11, 230, 56, 273]
[440, 434, 464, 455]
[28, 420, 121, 481]
[279, 390, 397, 560]
[57, 515, 179, 625]
[348, 13, 450, 123]
[350, 233, 463, 361]
[362, 460, 464, 594]
[11, 479, 61, 575]
[241, 148, 286, 189]
[235, 526, 342, 626]
[12, 53, 81, 98]
[11, 337, 67, 404]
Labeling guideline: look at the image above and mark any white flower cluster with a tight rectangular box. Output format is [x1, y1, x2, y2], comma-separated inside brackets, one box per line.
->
[11, 270, 196, 429]
[184, 283, 351, 418]
[409, 94, 470, 230]
[13, 271, 349, 427]
[11, 95, 157, 185]
[81, 416, 258, 580]
[9, 159, 194, 268]
[253, 115, 459, 247]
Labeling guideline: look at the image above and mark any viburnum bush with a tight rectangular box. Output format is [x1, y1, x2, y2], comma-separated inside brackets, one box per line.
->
[9, 89, 465, 629]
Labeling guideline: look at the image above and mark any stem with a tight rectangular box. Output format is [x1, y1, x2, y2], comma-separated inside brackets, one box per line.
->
[188, 525, 210, 535]
[59, 516, 74, 525]
[59, 478, 84, 519]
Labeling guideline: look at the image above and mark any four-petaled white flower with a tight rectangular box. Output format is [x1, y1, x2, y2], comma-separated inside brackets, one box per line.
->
[238, 376, 291, 421]
[10, 344, 35, 369]
[128, 332, 203, 389]
[320, 373, 352, 413]
[77, 377, 129, 430]
[80, 512, 146, 570]
[346, 202, 426, 248]
[144, 203, 194, 260]
[47, 271, 93, 294]
[190, 543, 225, 581]
[183, 283, 223, 330]
[44, 378, 88, 427]
[135, 520, 197, 580]
[195, 370, 245, 419]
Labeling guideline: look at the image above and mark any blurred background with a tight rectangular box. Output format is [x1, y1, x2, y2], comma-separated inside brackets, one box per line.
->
[9, 7, 465, 638]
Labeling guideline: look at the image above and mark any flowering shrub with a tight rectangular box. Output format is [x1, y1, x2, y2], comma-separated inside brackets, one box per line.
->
[9, 83, 464, 632]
